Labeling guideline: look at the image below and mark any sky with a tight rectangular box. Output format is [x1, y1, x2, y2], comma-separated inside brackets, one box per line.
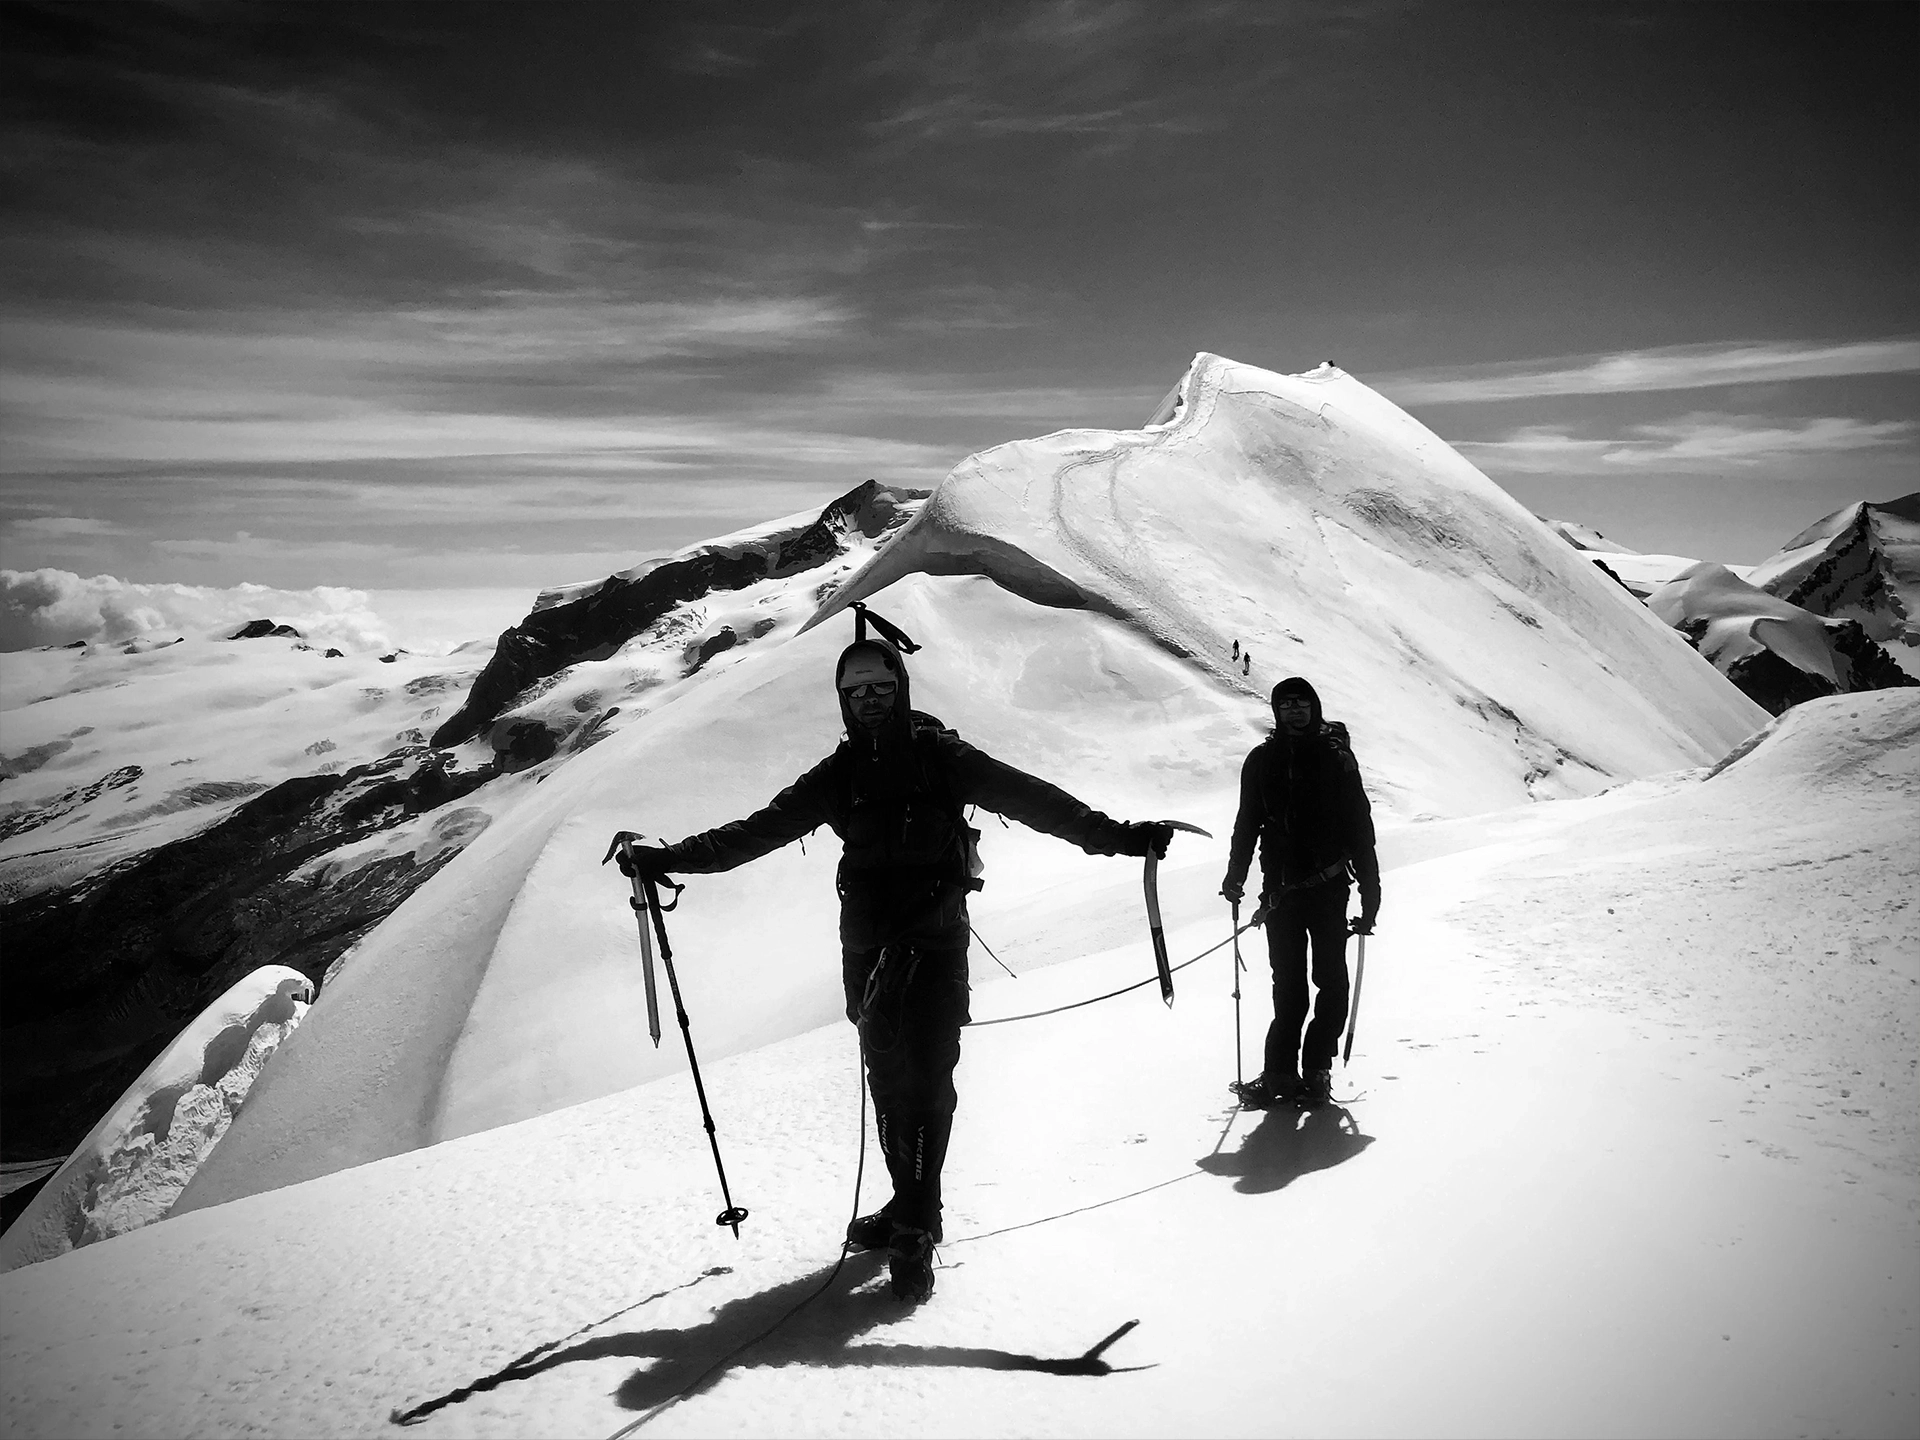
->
[1, 0, 1915, 602]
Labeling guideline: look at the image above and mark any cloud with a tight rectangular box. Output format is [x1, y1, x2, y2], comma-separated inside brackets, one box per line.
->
[8, 516, 126, 538]
[0, 568, 394, 653]
[1458, 414, 1918, 475]
[1380, 339, 1920, 405]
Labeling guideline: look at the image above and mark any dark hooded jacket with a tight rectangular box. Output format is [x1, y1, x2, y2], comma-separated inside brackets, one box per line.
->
[654, 638, 1142, 948]
[1224, 678, 1381, 913]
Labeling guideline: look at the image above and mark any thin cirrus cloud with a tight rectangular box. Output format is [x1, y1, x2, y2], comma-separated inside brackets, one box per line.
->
[1458, 414, 1917, 475]
[1379, 338, 1920, 405]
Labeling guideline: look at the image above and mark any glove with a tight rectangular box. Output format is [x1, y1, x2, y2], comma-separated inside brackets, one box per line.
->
[1350, 909, 1376, 936]
[1220, 877, 1244, 905]
[1117, 821, 1174, 859]
[604, 830, 673, 879]
[619, 845, 674, 879]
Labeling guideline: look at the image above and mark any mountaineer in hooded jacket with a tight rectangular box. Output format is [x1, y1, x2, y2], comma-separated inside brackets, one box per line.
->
[613, 635, 1172, 1302]
[1222, 675, 1381, 1107]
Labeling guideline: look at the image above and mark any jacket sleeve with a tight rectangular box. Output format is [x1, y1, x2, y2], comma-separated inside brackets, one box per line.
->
[1225, 748, 1264, 889]
[1341, 756, 1381, 912]
[943, 735, 1134, 855]
[657, 757, 837, 873]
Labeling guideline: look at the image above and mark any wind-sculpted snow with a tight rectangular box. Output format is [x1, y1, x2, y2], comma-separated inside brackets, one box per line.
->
[1649, 561, 1917, 714]
[809, 353, 1764, 815]
[170, 355, 1778, 1213]
[0, 968, 311, 1271]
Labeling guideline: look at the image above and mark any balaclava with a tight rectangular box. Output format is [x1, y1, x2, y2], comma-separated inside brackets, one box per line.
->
[835, 639, 914, 742]
[1270, 676, 1324, 732]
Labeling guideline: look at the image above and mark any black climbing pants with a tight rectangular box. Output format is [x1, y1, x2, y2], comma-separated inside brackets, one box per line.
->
[1262, 882, 1352, 1078]
[843, 944, 970, 1238]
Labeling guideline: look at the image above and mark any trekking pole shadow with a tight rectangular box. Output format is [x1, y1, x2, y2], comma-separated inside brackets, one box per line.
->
[1195, 1105, 1372, 1195]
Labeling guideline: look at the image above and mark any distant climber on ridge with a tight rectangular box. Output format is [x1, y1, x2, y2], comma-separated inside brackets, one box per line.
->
[1222, 677, 1380, 1108]
[610, 632, 1174, 1302]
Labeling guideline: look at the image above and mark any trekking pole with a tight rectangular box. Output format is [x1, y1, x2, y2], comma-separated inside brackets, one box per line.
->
[1342, 931, 1368, 1068]
[1229, 900, 1245, 1090]
[636, 872, 749, 1238]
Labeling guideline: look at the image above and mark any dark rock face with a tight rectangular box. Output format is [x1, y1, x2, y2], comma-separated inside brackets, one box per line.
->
[1828, 618, 1920, 694]
[1721, 646, 1839, 715]
[0, 751, 494, 1162]
[1686, 615, 1916, 716]
[431, 479, 925, 746]
[1758, 498, 1917, 648]
[227, 620, 303, 640]
[0, 766, 143, 842]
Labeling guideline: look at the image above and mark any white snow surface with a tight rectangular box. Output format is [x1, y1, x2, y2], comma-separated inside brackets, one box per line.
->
[1540, 516, 1637, 553]
[165, 355, 1768, 1216]
[0, 628, 505, 901]
[1581, 549, 1754, 598]
[0, 967, 312, 1273]
[1648, 562, 1849, 686]
[2, 690, 1914, 1439]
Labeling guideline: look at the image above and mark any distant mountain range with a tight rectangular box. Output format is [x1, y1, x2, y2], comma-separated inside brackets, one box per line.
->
[0, 351, 1894, 1256]
[1542, 495, 1919, 712]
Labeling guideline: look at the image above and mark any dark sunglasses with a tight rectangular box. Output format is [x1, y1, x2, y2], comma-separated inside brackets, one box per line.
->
[841, 680, 898, 700]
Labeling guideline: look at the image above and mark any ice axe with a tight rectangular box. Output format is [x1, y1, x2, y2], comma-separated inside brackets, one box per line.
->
[1229, 899, 1247, 1089]
[602, 832, 749, 1238]
[1341, 926, 1369, 1068]
[1142, 821, 1212, 1006]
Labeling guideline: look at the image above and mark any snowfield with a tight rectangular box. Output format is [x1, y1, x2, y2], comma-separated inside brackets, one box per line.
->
[1, 689, 1912, 1439]
[2, 354, 1910, 1439]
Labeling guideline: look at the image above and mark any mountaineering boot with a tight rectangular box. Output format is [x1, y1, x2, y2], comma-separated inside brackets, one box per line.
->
[846, 1210, 893, 1251]
[888, 1224, 936, 1302]
[1231, 1073, 1299, 1108]
[1301, 1069, 1333, 1105]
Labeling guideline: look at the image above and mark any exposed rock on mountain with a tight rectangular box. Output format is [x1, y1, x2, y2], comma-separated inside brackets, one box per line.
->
[226, 620, 302, 640]
[0, 747, 491, 1162]
[1746, 494, 1920, 675]
[429, 480, 926, 747]
[1649, 561, 1917, 715]
[169, 354, 1775, 1214]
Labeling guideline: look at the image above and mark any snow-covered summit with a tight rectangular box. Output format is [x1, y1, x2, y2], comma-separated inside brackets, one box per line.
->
[164, 353, 1773, 1215]
[1746, 493, 1920, 675]
[807, 351, 1763, 814]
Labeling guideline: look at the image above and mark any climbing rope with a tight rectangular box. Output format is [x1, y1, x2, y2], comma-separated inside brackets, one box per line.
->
[965, 915, 1263, 1028]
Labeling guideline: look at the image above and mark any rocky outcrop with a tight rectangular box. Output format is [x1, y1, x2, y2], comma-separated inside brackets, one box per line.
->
[1657, 564, 1916, 716]
[227, 620, 303, 640]
[1747, 494, 1919, 663]
[0, 749, 491, 1162]
[431, 479, 926, 746]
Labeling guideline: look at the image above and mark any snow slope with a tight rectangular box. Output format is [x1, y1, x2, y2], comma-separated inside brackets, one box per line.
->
[0, 627, 501, 902]
[172, 355, 1766, 1214]
[2, 690, 1912, 1439]
[1649, 562, 1849, 686]
[807, 353, 1763, 817]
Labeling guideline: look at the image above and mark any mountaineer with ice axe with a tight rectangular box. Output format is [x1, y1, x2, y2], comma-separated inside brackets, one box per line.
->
[1221, 677, 1380, 1108]
[607, 607, 1186, 1302]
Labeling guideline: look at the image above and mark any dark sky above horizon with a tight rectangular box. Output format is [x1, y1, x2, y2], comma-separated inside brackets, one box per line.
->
[3, 0, 1915, 592]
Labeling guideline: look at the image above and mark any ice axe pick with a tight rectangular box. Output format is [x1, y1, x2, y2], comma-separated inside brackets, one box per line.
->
[1143, 821, 1212, 1007]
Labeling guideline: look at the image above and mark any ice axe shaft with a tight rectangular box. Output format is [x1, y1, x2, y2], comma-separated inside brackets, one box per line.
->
[1342, 934, 1367, 1068]
[1230, 899, 1245, 1089]
[1140, 821, 1212, 1008]
[617, 838, 663, 1047]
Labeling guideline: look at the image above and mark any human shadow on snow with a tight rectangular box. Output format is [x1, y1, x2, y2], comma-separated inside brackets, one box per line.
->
[392, 1249, 1143, 1426]
[1196, 1104, 1372, 1194]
